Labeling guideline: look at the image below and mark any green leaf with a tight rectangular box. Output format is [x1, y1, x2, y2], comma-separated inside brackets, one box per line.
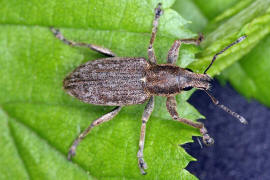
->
[221, 33, 270, 107]
[172, 0, 208, 32]
[193, 0, 240, 20]
[0, 0, 204, 179]
[0, 108, 93, 180]
[189, 0, 270, 76]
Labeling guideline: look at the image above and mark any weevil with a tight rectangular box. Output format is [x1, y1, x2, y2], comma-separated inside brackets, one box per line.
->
[51, 3, 247, 175]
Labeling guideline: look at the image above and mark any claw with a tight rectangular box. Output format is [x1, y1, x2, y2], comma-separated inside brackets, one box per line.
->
[138, 157, 148, 175]
[155, 3, 163, 18]
[196, 33, 204, 45]
[200, 127, 214, 146]
[67, 147, 76, 160]
[67, 141, 78, 160]
[203, 134, 215, 146]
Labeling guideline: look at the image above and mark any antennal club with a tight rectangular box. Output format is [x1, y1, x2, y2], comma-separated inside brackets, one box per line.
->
[203, 35, 247, 74]
[204, 90, 248, 124]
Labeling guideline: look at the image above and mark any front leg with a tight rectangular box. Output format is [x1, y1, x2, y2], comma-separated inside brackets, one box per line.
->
[137, 96, 154, 175]
[167, 34, 203, 64]
[166, 96, 214, 145]
[148, 3, 163, 64]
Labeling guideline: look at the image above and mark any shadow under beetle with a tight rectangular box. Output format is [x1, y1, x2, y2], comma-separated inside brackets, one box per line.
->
[51, 3, 247, 175]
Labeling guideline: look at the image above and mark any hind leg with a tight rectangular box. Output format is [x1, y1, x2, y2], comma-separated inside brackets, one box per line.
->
[51, 27, 116, 57]
[68, 106, 122, 160]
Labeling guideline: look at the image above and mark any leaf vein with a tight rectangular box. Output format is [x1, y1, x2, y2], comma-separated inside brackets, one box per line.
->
[6, 116, 32, 180]
[1, 106, 93, 178]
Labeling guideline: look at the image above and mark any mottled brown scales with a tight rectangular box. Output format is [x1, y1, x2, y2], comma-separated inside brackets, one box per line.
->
[51, 2, 247, 175]
[64, 57, 150, 105]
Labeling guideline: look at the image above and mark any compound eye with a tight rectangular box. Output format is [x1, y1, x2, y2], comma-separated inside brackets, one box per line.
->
[183, 86, 193, 91]
[185, 68, 193, 72]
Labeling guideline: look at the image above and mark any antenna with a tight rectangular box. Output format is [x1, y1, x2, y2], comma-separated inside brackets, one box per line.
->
[204, 90, 248, 124]
[204, 35, 247, 74]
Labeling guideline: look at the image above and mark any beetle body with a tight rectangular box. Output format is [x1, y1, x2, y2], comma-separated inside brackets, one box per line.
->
[64, 57, 211, 106]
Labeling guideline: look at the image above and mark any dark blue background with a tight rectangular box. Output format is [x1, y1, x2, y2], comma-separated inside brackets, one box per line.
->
[185, 80, 270, 180]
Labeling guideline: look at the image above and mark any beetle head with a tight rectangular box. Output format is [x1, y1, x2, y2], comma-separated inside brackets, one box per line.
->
[179, 35, 247, 91]
[178, 68, 212, 91]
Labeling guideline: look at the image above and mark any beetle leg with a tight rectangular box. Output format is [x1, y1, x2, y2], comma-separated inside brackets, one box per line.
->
[166, 96, 214, 145]
[167, 33, 204, 64]
[137, 96, 154, 175]
[148, 3, 163, 64]
[50, 27, 116, 57]
[68, 106, 122, 160]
